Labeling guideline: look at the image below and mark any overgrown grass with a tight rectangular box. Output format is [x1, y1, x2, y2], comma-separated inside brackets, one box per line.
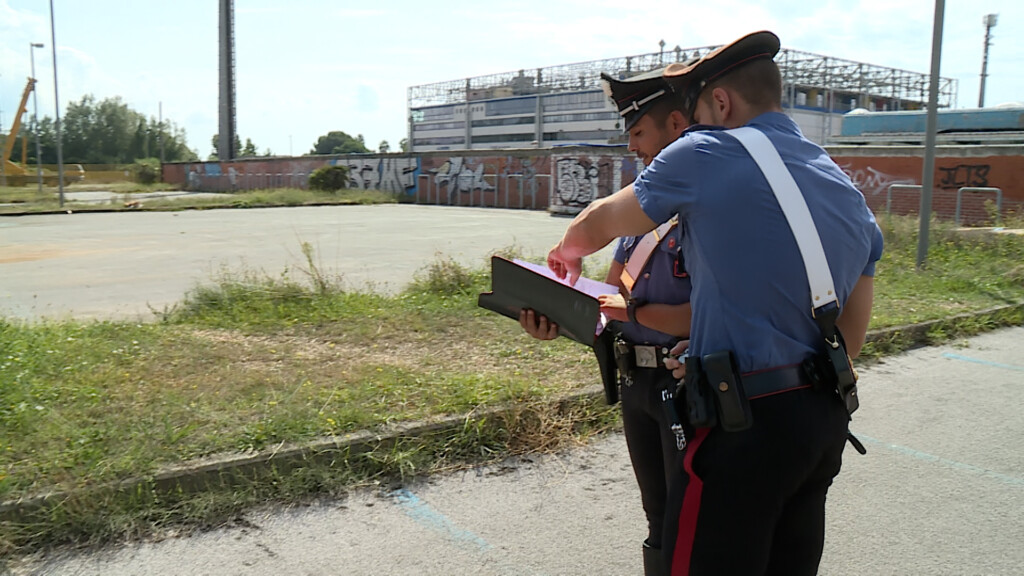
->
[1, 215, 1023, 554]
[871, 213, 1024, 325]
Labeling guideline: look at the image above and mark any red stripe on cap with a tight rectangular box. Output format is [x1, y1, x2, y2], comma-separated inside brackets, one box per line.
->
[670, 427, 710, 576]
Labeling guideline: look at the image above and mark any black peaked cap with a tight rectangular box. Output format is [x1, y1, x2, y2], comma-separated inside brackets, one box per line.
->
[663, 31, 781, 119]
[599, 66, 672, 131]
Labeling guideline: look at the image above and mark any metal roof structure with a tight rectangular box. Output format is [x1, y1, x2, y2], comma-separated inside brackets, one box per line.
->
[408, 43, 958, 111]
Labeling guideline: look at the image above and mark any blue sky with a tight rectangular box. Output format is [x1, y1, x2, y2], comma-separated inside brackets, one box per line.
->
[2, 0, 1022, 158]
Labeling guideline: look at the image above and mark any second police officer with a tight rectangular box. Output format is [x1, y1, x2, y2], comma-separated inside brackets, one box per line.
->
[520, 62, 696, 576]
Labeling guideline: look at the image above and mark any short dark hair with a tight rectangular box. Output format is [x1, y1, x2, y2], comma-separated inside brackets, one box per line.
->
[702, 59, 782, 111]
[643, 91, 686, 126]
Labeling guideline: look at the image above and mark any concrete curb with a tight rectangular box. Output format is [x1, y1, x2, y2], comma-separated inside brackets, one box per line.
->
[0, 390, 607, 525]
[2, 302, 1022, 526]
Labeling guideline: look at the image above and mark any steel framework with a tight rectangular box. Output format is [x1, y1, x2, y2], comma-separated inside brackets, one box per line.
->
[408, 44, 957, 111]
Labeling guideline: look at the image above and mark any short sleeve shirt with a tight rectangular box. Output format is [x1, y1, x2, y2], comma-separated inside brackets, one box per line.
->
[632, 112, 884, 372]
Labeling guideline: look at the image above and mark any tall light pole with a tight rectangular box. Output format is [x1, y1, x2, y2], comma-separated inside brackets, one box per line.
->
[30, 42, 45, 193]
[978, 13, 998, 108]
[48, 0, 65, 207]
[917, 0, 945, 269]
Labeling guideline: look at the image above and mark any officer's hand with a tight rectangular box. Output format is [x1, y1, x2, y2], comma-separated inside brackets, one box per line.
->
[598, 293, 627, 322]
[664, 339, 690, 379]
[519, 309, 559, 340]
[547, 244, 582, 286]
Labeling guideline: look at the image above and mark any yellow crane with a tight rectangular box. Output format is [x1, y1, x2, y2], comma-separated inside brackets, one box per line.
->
[1, 77, 80, 187]
[1, 78, 36, 184]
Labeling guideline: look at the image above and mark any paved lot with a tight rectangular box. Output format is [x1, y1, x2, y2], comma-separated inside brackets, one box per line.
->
[4, 205, 1021, 574]
[0, 205, 611, 321]
[9, 327, 1023, 575]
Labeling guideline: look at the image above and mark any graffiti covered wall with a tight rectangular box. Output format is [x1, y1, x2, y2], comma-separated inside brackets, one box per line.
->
[830, 148, 1024, 224]
[163, 144, 1024, 224]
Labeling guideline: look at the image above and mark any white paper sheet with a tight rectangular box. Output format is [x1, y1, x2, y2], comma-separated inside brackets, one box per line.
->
[513, 259, 620, 335]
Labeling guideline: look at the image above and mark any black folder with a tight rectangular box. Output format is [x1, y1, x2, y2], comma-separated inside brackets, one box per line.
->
[477, 256, 608, 345]
[477, 256, 621, 404]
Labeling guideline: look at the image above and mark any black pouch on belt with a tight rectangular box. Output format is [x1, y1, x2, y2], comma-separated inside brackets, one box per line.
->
[701, 350, 753, 432]
[679, 355, 717, 429]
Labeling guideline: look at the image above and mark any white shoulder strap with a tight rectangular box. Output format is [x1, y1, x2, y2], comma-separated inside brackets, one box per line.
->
[725, 126, 838, 311]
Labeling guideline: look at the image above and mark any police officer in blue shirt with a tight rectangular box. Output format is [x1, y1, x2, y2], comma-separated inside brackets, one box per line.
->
[520, 65, 693, 576]
[546, 31, 884, 576]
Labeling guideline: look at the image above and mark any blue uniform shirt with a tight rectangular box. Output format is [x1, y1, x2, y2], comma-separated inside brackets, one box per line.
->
[612, 222, 692, 348]
[633, 112, 884, 373]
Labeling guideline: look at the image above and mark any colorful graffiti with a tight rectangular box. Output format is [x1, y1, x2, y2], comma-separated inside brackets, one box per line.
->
[552, 156, 629, 209]
[555, 157, 600, 207]
[430, 157, 494, 202]
[337, 157, 420, 193]
[162, 149, 1024, 217]
[838, 163, 916, 196]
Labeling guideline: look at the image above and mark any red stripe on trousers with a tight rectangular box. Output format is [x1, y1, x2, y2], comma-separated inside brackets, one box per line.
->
[670, 427, 710, 576]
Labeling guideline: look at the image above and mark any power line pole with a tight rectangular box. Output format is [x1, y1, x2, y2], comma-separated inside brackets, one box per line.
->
[159, 101, 165, 163]
[49, 0, 65, 208]
[31, 42, 45, 193]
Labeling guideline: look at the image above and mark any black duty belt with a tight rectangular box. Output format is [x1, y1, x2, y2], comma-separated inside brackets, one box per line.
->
[741, 364, 813, 400]
[613, 340, 673, 370]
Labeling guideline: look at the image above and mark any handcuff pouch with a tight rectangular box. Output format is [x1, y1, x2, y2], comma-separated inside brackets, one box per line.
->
[701, 350, 753, 432]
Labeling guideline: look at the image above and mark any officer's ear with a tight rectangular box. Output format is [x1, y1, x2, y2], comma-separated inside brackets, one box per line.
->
[699, 87, 731, 126]
[667, 109, 689, 134]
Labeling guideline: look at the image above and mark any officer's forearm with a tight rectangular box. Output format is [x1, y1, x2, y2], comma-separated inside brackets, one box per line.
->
[837, 275, 874, 359]
[559, 185, 658, 259]
[632, 302, 692, 338]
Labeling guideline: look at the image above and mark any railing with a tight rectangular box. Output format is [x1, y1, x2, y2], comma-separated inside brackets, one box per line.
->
[955, 187, 1002, 225]
[886, 184, 922, 214]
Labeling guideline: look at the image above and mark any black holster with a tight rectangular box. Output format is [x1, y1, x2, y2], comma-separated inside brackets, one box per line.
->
[674, 351, 753, 432]
[812, 306, 860, 417]
[593, 330, 619, 405]
[677, 354, 717, 429]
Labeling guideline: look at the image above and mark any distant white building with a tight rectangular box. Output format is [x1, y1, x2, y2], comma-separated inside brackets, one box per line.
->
[407, 44, 958, 152]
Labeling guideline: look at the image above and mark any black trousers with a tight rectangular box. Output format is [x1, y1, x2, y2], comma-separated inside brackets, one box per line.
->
[620, 367, 688, 549]
[662, 385, 850, 576]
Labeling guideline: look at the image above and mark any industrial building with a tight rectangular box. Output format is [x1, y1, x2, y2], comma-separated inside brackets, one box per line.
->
[831, 104, 1024, 145]
[407, 43, 958, 152]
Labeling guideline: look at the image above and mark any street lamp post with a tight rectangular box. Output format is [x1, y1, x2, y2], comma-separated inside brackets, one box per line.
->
[30, 42, 45, 193]
[48, 0, 65, 208]
[978, 13, 998, 108]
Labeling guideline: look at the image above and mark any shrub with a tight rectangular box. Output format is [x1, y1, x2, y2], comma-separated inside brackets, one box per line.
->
[309, 165, 350, 192]
[132, 158, 161, 185]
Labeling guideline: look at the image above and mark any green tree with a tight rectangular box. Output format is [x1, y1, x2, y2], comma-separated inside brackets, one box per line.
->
[309, 130, 369, 155]
[399, 137, 409, 152]
[378, 140, 390, 153]
[209, 133, 243, 160]
[30, 95, 197, 164]
[241, 137, 258, 157]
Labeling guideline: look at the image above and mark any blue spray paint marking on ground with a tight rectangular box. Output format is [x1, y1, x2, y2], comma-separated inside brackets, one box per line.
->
[854, 434, 1024, 487]
[389, 489, 492, 553]
[941, 352, 1024, 372]
[389, 488, 550, 576]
